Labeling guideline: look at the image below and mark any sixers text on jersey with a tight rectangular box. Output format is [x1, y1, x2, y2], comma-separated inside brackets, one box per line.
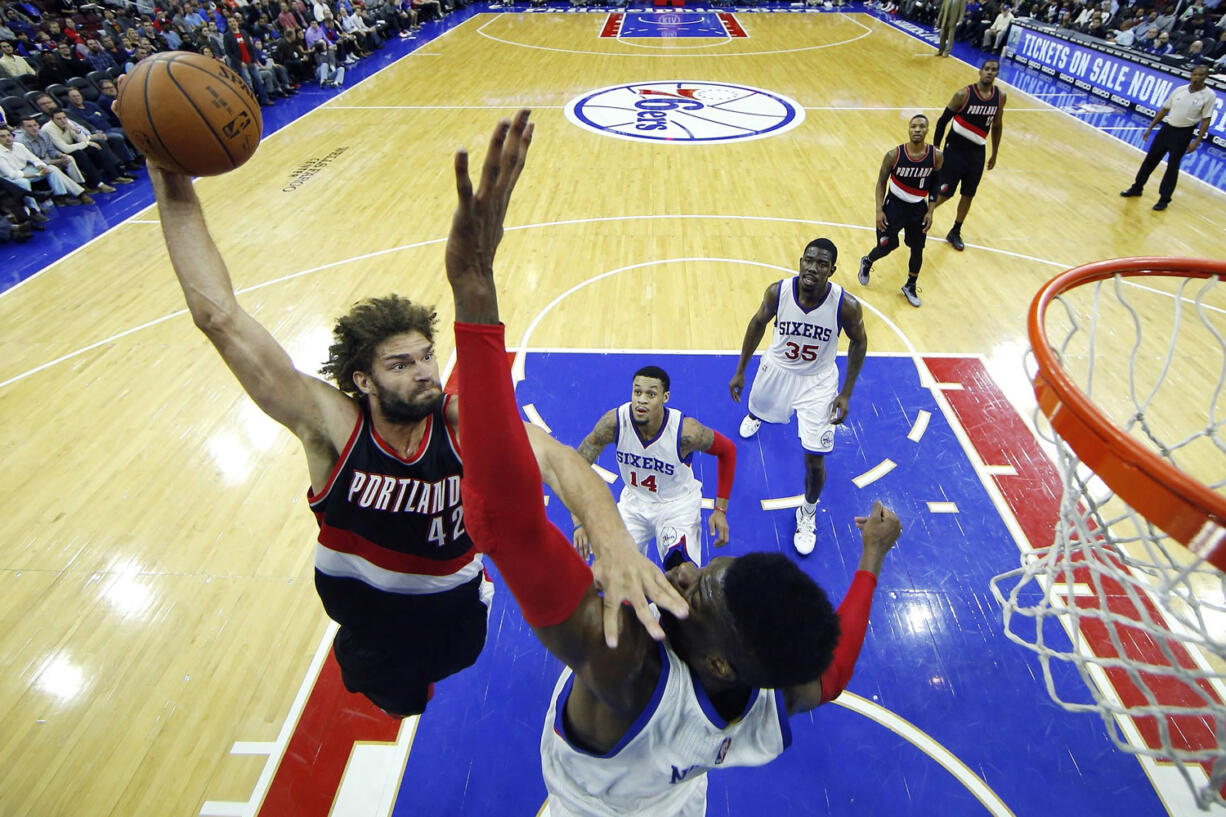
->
[615, 451, 677, 476]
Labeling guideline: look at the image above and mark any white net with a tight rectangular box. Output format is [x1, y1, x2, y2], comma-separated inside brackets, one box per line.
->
[990, 269, 1226, 810]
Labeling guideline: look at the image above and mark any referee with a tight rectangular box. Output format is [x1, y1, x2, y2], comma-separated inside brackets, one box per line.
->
[1120, 64, 1216, 211]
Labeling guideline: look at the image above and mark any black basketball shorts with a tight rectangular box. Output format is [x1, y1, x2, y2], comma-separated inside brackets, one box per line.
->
[331, 573, 491, 717]
[877, 195, 930, 250]
[936, 143, 986, 199]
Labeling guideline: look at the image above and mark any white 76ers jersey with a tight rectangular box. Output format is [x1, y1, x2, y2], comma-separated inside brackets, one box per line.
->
[763, 278, 843, 376]
[615, 404, 701, 503]
[540, 642, 792, 817]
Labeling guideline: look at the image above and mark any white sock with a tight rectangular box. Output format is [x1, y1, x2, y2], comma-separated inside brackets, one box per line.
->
[801, 501, 816, 516]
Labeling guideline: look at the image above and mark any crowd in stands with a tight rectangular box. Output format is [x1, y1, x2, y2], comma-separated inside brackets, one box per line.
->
[895, 0, 1225, 70]
[0, 0, 463, 241]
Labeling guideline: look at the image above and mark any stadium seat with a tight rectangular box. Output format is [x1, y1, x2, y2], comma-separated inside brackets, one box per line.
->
[44, 83, 72, 109]
[86, 70, 111, 93]
[69, 75, 100, 102]
[1, 95, 39, 124]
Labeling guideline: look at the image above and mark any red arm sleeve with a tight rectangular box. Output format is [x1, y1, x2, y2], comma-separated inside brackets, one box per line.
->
[819, 570, 878, 704]
[705, 430, 736, 502]
[454, 322, 592, 628]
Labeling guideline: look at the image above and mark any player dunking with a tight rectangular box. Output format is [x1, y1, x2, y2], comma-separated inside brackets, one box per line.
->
[147, 117, 669, 718]
[858, 114, 944, 308]
[443, 109, 903, 817]
[728, 239, 868, 556]
[930, 59, 1007, 252]
[574, 365, 737, 566]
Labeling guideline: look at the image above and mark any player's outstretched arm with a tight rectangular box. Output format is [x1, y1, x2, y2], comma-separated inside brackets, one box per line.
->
[679, 417, 736, 547]
[783, 501, 901, 715]
[830, 295, 867, 424]
[447, 111, 686, 653]
[730, 282, 780, 402]
[528, 423, 688, 645]
[150, 165, 351, 447]
[573, 409, 618, 558]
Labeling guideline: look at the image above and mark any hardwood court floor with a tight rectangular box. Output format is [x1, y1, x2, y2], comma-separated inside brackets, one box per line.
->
[0, 10, 1223, 817]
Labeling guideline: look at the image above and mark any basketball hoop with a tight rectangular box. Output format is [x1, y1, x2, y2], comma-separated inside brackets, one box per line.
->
[991, 257, 1226, 810]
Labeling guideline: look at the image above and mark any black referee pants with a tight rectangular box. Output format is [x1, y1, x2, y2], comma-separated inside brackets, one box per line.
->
[1133, 123, 1196, 201]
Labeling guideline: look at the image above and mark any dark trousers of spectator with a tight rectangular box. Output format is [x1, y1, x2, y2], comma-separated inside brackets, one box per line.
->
[71, 144, 123, 186]
[0, 177, 39, 227]
[283, 56, 313, 83]
[105, 130, 136, 163]
[1133, 123, 1196, 201]
[415, 1, 442, 22]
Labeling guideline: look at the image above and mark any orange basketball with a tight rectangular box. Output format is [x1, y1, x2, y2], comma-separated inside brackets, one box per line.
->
[115, 51, 263, 177]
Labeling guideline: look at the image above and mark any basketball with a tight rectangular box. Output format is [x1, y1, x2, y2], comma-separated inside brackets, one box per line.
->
[114, 51, 263, 177]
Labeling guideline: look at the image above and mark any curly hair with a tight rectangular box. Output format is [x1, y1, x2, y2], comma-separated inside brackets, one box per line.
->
[723, 553, 840, 687]
[319, 295, 438, 396]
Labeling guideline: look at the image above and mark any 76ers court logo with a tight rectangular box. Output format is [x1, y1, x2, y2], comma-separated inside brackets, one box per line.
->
[565, 81, 804, 144]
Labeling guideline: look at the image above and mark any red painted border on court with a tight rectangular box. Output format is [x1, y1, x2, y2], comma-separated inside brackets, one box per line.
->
[599, 12, 623, 38]
[257, 653, 399, 817]
[717, 12, 747, 37]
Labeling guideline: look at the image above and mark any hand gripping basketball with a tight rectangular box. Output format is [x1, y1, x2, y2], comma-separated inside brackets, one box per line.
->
[115, 51, 262, 177]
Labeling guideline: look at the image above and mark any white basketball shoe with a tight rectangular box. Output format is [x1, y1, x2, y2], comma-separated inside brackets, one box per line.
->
[739, 415, 761, 439]
[794, 506, 816, 556]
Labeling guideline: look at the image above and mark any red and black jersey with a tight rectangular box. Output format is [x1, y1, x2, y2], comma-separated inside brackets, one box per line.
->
[948, 84, 1001, 148]
[309, 395, 481, 635]
[887, 143, 936, 204]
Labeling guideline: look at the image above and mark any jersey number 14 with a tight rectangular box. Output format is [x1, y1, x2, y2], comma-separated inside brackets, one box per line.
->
[628, 471, 658, 493]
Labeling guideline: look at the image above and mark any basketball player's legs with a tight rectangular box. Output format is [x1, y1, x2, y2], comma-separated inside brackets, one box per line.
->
[618, 493, 701, 565]
[932, 145, 983, 250]
[616, 496, 657, 554]
[860, 196, 907, 285]
[792, 376, 837, 555]
[650, 495, 703, 566]
[741, 360, 799, 438]
[899, 210, 928, 307]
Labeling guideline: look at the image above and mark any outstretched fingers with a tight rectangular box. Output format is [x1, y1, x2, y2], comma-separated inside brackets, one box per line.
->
[453, 148, 473, 208]
[502, 112, 533, 194]
[476, 117, 511, 201]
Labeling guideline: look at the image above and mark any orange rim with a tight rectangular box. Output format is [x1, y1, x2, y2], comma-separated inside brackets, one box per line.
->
[1028, 257, 1226, 572]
